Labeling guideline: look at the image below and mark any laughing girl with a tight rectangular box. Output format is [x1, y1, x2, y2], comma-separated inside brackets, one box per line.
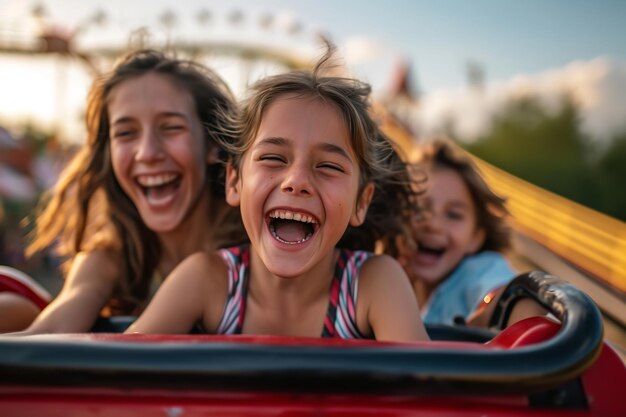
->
[128, 46, 429, 342]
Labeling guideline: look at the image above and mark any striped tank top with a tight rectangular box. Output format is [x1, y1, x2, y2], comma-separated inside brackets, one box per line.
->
[216, 245, 373, 339]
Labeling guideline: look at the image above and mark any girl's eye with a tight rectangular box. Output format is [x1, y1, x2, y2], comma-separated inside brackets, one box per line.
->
[318, 163, 344, 173]
[258, 154, 286, 164]
[447, 211, 465, 221]
[162, 124, 185, 132]
[111, 129, 136, 140]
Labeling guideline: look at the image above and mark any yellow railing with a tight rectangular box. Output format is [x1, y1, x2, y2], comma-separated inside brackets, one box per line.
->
[473, 159, 626, 294]
[377, 109, 626, 295]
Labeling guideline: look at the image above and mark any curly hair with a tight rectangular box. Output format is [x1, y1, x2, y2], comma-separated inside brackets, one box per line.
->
[26, 49, 244, 314]
[219, 43, 425, 256]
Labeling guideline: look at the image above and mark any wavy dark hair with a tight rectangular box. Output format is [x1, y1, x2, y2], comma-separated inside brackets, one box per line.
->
[220, 43, 425, 256]
[27, 49, 244, 314]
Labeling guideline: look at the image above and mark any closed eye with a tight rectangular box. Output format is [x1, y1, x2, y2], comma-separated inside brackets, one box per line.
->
[162, 124, 185, 132]
[258, 154, 287, 164]
[111, 129, 137, 140]
[160, 114, 190, 133]
[164, 125, 185, 130]
[318, 162, 345, 173]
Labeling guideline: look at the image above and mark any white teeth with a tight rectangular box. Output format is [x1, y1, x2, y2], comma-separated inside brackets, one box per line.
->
[136, 173, 177, 187]
[268, 209, 318, 224]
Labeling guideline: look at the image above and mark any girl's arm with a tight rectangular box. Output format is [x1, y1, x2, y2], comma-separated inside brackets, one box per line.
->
[359, 255, 430, 342]
[16, 250, 119, 334]
[126, 252, 227, 334]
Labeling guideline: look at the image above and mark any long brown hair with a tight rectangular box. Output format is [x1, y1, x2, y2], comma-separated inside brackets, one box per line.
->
[220, 43, 425, 256]
[27, 50, 243, 313]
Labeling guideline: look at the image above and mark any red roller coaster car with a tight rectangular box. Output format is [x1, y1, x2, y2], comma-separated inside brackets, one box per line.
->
[0, 270, 624, 416]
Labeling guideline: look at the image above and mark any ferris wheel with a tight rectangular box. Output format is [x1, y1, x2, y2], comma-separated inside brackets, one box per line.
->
[0, 3, 322, 140]
[0, 3, 321, 85]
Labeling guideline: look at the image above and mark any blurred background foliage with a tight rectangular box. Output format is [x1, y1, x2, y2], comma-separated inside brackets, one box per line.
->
[457, 96, 626, 222]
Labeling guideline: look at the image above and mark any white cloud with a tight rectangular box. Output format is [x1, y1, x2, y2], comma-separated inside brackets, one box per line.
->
[341, 36, 385, 64]
[414, 58, 626, 144]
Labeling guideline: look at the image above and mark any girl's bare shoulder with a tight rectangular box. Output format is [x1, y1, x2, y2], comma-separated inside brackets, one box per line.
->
[357, 254, 413, 306]
[359, 254, 407, 283]
[175, 251, 229, 278]
[167, 251, 230, 298]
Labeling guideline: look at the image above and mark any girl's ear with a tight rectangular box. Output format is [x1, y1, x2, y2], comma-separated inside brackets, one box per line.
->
[467, 227, 486, 254]
[350, 182, 375, 227]
[225, 163, 241, 207]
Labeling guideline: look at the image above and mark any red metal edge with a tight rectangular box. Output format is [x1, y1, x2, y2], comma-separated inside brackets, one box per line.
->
[0, 269, 50, 310]
[580, 341, 626, 417]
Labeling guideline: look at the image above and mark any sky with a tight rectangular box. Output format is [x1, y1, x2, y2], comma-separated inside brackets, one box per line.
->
[1, 0, 626, 142]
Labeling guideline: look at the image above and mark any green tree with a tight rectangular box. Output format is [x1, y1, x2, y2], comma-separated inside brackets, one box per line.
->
[461, 96, 601, 212]
[595, 134, 626, 220]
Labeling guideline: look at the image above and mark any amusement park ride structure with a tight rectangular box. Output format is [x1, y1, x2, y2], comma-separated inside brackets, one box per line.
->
[0, 4, 315, 78]
[1, 5, 626, 416]
[1, 2, 625, 352]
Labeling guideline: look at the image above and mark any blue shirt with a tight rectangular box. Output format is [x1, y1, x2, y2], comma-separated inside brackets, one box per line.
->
[421, 251, 516, 325]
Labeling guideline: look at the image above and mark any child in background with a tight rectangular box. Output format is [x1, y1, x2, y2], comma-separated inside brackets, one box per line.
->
[5, 50, 245, 334]
[398, 139, 516, 326]
[128, 46, 429, 342]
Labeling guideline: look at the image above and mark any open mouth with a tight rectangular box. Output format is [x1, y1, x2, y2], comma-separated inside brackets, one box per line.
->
[418, 242, 445, 258]
[136, 173, 181, 203]
[267, 209, 319, 245]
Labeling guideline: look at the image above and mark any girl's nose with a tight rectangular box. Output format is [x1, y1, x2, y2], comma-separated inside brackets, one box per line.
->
[424, 210, 443, 231]
[281, 164, 313, 196]
[135, 129, 165, 162]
